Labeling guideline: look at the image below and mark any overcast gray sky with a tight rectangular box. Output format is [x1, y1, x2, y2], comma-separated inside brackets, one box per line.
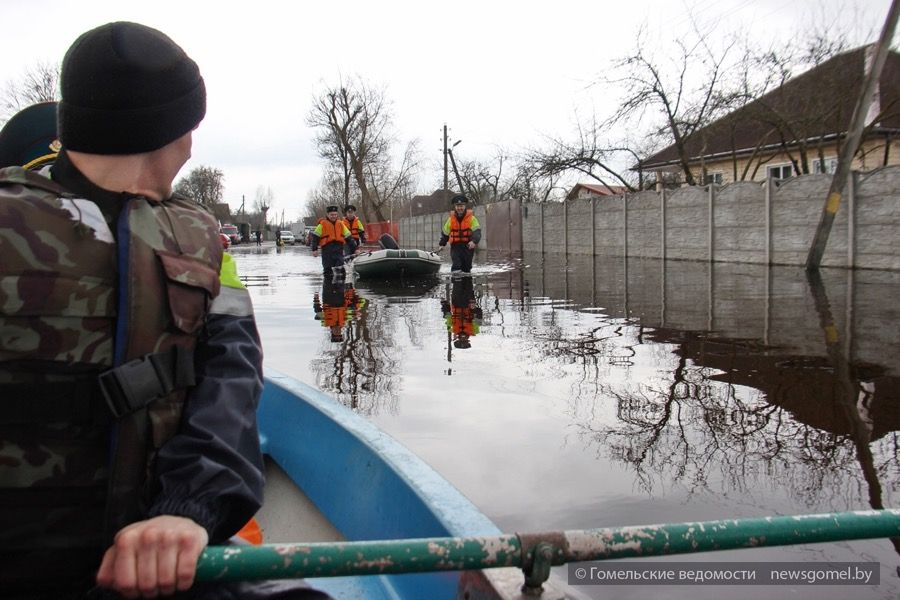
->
[0, 0, 890, 220]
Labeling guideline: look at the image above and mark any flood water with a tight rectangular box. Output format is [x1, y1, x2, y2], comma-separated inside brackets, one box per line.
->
[233, 244, 899, 600]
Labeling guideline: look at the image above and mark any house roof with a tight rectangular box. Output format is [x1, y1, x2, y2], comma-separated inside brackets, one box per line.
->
[638, 45, 900, 170]
[210, 202, 232, 224]
[409, 189, 454, 216]
[566, 182, 629, 199]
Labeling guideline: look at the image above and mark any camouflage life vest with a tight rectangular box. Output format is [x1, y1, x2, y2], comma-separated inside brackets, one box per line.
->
[0, 166, 222, 587]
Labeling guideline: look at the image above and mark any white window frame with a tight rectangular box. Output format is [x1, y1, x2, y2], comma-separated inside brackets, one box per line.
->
[767, 164, 793, 180]
[703, 172, 723, 185]
[813, 157, 838, 174]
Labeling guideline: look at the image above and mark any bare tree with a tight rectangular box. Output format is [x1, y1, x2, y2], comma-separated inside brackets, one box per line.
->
[448, 154, 499, 204]
[607, 25, 741, 187]
[506, 163, 564, 203]
[307, 76, 401, 222]
[1, 62, 60, 124]
[252, 185, 273, 231]
[305, 174, 346, 219]
[438, 147, 542, 204]
[173, 165, 224, 206]
[366, 139, 420, 220]
[253, 185, 273, 213]
[525, 10, 871, 191]
[523, 113, 646, 193]
[522, 15, 744, 192]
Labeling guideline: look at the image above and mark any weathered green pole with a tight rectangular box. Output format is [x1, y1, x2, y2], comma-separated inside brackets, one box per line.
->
[196, 509, 900, 582]
[198, 534, 522, 581]
[805, 0, 900, 269]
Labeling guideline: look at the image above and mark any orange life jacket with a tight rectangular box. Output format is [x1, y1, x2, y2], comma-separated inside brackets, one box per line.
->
[342, 216, 363, 241]
[235, 517, 263, 545]
[451, 306, 477, 336]
[322, 305, 347, 328]
[317, 218, 346, 247]
[448, 209, 475, 244]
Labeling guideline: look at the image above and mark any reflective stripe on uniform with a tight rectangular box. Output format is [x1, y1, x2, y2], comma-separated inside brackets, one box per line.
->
[210, 285, 253, 317]
[211, 253, 253, 316]
[219, 253, 245, 289]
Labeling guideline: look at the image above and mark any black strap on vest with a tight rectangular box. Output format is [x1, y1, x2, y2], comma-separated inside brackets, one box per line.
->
[0, 380, 103, 424]
[1, 346, 195, 424]
[98, 346, 195, 419]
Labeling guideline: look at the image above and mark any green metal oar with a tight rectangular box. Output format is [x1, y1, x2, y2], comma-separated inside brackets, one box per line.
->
[196, 509, 900, 584]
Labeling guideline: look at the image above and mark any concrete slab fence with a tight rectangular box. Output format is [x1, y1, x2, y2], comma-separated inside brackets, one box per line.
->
[396, 167, 900, 271]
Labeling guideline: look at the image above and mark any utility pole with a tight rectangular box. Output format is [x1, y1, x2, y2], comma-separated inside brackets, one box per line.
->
[447, 141, 466, 199]
[442, 124, 449, 193]
[806, 0, 900, 270]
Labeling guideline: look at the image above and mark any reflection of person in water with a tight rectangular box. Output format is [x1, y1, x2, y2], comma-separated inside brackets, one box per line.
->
[313, 280, 365, 343]
[441, 277, 482, 349]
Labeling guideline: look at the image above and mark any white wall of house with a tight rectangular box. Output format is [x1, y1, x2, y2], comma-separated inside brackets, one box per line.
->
[671, 138, 900, 186]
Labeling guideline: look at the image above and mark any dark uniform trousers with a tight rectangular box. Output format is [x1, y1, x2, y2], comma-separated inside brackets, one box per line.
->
[450, 243, 475, 273]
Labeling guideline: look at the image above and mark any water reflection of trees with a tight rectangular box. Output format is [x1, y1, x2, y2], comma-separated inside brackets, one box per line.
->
[310, 280, 442, 416]
[310, 286, 403, 415]
[509, 288, 898, 514]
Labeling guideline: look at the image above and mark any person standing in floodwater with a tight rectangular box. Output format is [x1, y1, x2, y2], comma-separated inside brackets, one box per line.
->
[341, 204, 366, 257]
[437, 194, 481, 273]
[310, 205, 357, 277]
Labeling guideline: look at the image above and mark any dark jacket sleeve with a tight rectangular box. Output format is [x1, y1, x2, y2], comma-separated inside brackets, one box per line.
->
[147, 312, 265, 543]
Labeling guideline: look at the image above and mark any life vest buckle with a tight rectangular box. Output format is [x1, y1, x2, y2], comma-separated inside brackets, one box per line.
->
[98, 346, 194, 419]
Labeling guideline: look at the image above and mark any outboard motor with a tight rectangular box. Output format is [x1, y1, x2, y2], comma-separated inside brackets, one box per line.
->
[378, 233, 400, 250]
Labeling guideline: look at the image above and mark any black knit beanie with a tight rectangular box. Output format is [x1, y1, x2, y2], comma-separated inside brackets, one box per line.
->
[58, 22, 206, 154]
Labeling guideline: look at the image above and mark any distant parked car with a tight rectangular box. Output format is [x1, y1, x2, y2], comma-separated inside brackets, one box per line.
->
[220, 224, 240, 245]
[279, 230, 296, 245]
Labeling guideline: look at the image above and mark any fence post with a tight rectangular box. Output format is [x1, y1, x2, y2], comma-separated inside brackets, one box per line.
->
[591, 197, 596, 257]
[564, 200, 569, 256]
[764, 263, 771, 345]
[623, 193, 628, 258]
[708, 184, 715, 262]
[765, 177, 773, 265]
[540, 202, 544, 255]
[848, 171, 857, 269]
[660, 188, 667, 260]
[708, 258, 714, 331]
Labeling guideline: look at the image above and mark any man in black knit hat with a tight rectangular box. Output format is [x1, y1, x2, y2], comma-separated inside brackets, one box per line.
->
[0, 22, 329, 600]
